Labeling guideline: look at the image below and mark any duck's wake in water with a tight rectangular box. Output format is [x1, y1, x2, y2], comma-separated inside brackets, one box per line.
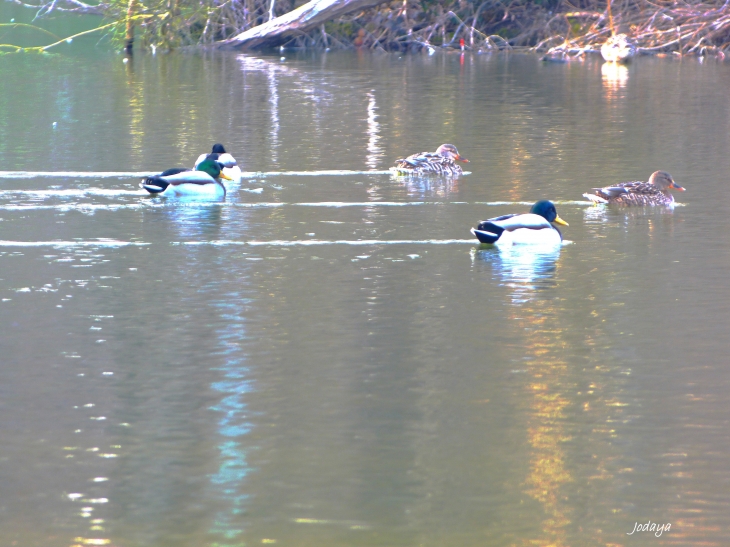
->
[0, 169, 394, 179]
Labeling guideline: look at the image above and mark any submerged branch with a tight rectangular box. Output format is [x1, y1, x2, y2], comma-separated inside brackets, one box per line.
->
[38, 19, 117, 50]
[6, 0, 105, 15]
[0, 22, 61, 39]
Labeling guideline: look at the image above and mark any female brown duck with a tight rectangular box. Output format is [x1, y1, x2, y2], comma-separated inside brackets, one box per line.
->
[583, 171, 685, 206]
[392, 144, 469, 176]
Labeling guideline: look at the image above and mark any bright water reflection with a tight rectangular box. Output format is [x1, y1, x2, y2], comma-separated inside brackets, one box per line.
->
[471, 244, 572, 546]
[2, 49, 730, 547]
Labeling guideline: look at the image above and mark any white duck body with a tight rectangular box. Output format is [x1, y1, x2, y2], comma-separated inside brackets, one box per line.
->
[472, 214, 562, 246]
[195, 144, 242, 186]
[471, 201, 568, 246]
[601, 34, 637, 63]
[140, 158, 230, 199]
[195, 151, 237, 169]
[222, 165, 242, 186]
[151, 171, 226, 198]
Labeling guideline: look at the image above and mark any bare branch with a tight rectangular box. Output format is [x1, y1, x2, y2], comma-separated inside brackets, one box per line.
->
[219, 0, 387, 49]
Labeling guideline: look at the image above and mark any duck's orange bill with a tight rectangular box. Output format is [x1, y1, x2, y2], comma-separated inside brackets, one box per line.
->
[670, 182, 685, 191]
[220, 172, 234, 181]
[458, 156, 470, 163]
[554, 215, 569, 226]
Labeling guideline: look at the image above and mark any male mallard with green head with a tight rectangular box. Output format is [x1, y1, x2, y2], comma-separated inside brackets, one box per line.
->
[140, 157, 232, 198]
[471, 200, 569, 246]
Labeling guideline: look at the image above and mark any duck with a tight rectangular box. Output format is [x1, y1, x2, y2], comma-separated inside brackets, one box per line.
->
[471, 200, 569, 246]
[541, 46, 570, 63]
[601, 33, 637, 63]
[140, 157, 232, 198]
[194, 143, 242, 185]
[583, 171, 685, 206]
[391, 144, 469, 176]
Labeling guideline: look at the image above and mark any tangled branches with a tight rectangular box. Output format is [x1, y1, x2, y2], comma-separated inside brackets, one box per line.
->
[3, 0, 730, 55]
[6, 0, 105, 17]
[106, 0, 278, 50]
[5, 0, 295, 50]
[224, 0, 730, 55]
[533, 0, 730, 56]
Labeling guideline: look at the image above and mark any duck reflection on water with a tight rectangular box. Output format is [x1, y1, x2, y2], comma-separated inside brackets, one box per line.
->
[391, 172, 461, 198]
[601, 61, 629, 92]
[471, 229, 570, 542]
[472, 244, 561, 303]
[149, 202, 225, 241]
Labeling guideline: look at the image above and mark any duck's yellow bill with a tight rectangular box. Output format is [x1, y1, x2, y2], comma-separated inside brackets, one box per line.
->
[554, 215, 569, 226]
[219, 172, 233, 181]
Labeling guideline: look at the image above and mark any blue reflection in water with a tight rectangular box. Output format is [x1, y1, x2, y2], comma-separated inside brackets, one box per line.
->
[159, 202, 226, 240]
[472, 244, 561, 302]
[208, 293, 255, 543]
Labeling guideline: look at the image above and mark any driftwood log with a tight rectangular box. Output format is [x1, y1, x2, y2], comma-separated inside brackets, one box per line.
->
[219, 0, 386, 49]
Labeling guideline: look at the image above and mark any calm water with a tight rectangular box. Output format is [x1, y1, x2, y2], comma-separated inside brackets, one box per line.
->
[1, 47, 730, 547]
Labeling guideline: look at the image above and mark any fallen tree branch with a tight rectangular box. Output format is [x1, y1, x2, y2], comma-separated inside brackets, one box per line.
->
[219, 0, 387, 49]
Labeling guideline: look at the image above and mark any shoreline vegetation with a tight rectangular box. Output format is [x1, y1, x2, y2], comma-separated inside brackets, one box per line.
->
[2, 0, 730, 58]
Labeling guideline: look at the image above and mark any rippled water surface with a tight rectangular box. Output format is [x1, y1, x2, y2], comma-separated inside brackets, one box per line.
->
[2, 47, 730, 547]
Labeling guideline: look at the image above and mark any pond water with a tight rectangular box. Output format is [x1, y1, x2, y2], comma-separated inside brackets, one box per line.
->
[1, 46, 730, 547]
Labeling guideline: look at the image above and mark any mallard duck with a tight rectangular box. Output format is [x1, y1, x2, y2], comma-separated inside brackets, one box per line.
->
[392, 144, 469, 176]
[583, 171, 685, 206]
[471, 200, 569, 245]
[541, 46, 570, 63]
[140, 157, 232, 198]
[601, 33, 637, 63]
[194, 143, 242, 185]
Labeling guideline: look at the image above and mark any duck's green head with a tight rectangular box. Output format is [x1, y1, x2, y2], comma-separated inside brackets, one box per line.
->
[196, 157, 233, 180]
[531, 200, 569, 226]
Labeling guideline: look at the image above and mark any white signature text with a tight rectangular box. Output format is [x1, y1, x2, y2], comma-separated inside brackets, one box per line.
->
[627, 521, 671, 537]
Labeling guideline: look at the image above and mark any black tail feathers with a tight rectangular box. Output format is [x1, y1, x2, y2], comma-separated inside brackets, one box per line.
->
[472, 222, 505, 244]
[140, 167, 188, 194]
[140, 175, 170, 194]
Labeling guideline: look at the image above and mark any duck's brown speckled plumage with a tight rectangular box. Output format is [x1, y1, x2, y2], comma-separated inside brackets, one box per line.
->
[583, 171, 685, 206]
[392, 144, 469, 176]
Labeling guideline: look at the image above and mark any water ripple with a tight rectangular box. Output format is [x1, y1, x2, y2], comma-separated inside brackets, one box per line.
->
[0, 170, 394, 179]
[0, 240, 149, 248]
[180, 239, 477, 246]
